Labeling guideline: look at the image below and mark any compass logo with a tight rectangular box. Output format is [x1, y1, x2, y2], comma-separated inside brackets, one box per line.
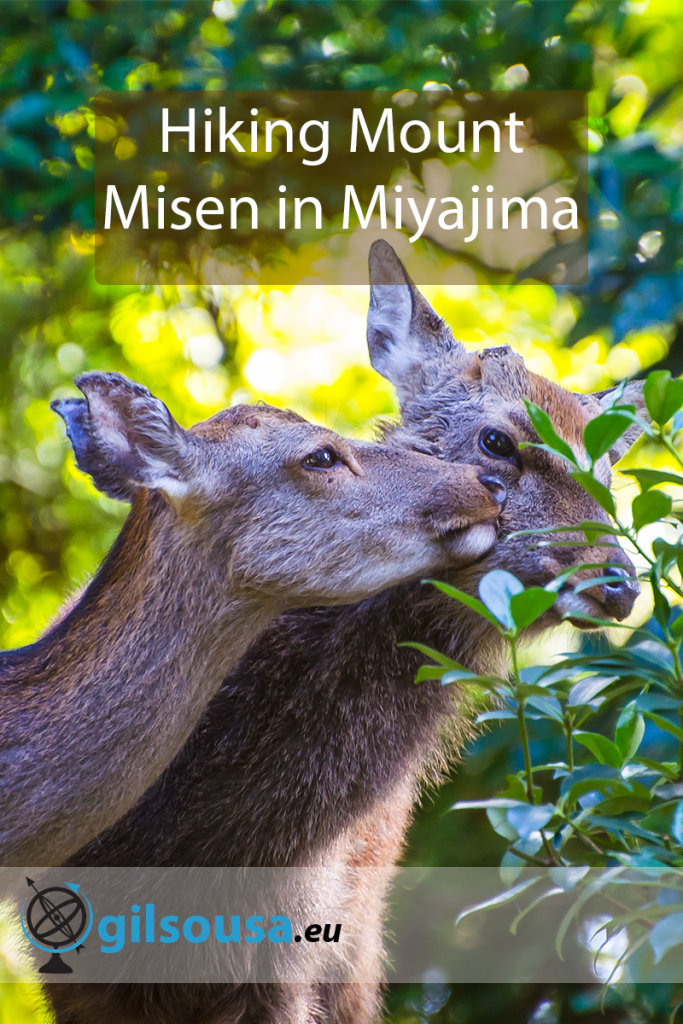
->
[20, 876, 93, 974]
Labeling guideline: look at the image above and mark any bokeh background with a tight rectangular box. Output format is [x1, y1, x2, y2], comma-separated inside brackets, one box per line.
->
[1, 1, 683, 1022]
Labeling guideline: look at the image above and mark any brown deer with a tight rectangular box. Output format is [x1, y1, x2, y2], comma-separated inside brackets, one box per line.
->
[52, 243, 642, 1024]
[0, 368, 507, 869]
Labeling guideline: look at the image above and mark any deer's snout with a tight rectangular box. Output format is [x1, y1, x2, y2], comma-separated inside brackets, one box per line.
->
[478, 475, 507, 508]
[595, 566, 640, 621]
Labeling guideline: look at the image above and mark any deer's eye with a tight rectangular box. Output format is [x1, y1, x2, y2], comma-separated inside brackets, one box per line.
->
[302, 446, 340, 470]
[479, 428, 518, 464]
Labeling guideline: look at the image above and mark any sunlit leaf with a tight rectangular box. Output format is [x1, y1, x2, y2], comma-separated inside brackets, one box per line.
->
[632, 489, 672, 531]
[509, 587, 557, 630]
[398, 642, 461, 668]
[584, 411, 632, 462]
[569, 471, 616, 517]
[426, 580, 503, 630]
[644, 370, 683, 427]
[622, 468, 683, 492]
[523, 399, 578, 466]
[478, 570, 523, 630]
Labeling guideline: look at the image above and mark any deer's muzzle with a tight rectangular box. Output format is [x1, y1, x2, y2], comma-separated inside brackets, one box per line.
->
[594, 566, 641, 621]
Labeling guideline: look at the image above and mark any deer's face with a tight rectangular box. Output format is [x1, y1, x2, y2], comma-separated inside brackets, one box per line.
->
[190, 404, 506, 606]
[367, 241, 643, 629]
[53, 372, 505, 611]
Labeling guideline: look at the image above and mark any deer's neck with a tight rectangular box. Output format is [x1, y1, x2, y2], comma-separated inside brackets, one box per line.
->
[68, 577, 508, 871]
[0, 492, 274, 867]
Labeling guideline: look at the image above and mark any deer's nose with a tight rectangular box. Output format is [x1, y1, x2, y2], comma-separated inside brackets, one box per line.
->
[478, 475, 507, 508]
[598, 567, 640, 621]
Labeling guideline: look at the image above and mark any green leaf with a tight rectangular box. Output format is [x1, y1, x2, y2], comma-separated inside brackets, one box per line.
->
[643, 711, 683, 743]
[574, 731, 623, 768]
[455, 877, 541, 926]
[501, 774, 528, 801]
[414, 665, 449, 682]
[632, 489, 672, 531]
[636, 693, 683, 712]
[567, 674, 618, 706]
[451, 798, 526, 810]
[630, 640, 675, 672]
[510, 885, 566, 935]
[615, 700, 646, 763]
[673, 802, 683, 846]
[549, 866, 591, 891]
[640, 801, 679, 834]
[652, 538, 682, 572]
[651, 566, 671, 630]
[586, 814, 664, 841]
[558, 612, 634, 629]
[523, 399, 578, 466]
[635, 757, 679, 780]
[649, 911, 683, 963]
[426, 580, 503, 630]
[569, 471, 616, 517]
[398, 642, 460, 668]
[439, 668, 488, 686]
[590, 795, 652, 815]
[644, 370, 683, 426]
[507, 803, 555, 840]
[621, 468, 683, 492]
[560, 764, 626, 808]
[475, 710, 516, 723]
[526, 695, 564, 722]
[584, 411, 632, 463]
[478, 570, 523, 629]
[554, 868, 626, 959]
[572, 575, 633, 596]
[509, 587, 557, 631]
[487, 806, 520, 841]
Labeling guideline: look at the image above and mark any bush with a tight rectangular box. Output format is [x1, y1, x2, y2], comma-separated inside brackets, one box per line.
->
[412, 369, 683, 1009]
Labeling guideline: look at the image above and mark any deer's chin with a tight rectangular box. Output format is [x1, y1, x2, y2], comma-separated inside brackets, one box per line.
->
[553, 589, 607, 629]
[442, 522, 498, 565]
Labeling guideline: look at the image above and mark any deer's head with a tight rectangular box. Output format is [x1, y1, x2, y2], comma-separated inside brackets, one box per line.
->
[53, 372, 505, 609]
[368, 240, 642, 631]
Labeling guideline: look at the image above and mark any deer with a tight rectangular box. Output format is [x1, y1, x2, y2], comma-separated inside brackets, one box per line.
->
[0, 368, 508, 870]
[50, 242, 643, 1024]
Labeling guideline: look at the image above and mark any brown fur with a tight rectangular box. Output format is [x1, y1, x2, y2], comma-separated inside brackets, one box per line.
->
[0, 372, 504, 868]
[49, 244, 644, 1024]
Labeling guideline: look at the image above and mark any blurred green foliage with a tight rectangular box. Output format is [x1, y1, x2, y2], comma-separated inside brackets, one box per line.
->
[2, 2, 683, 1022]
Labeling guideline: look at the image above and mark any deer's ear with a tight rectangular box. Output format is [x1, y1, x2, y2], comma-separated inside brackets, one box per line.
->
[367, 241, 465, 396]
[52, 372, 190, 502]
[595, 379, 648, 465]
